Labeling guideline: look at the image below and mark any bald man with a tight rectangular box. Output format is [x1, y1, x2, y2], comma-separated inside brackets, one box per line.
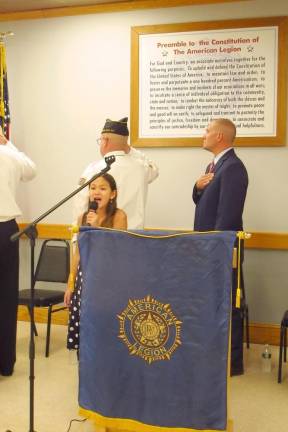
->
[193, 118, 248, 232]
[192, 118, 248, 376]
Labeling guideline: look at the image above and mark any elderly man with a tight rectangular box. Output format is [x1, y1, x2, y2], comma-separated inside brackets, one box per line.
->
[192, 118, 249, 376]
[73, 117, 158, 230]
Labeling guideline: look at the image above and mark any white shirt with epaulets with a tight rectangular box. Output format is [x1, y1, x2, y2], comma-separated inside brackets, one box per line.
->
[72, 147, 159, 230]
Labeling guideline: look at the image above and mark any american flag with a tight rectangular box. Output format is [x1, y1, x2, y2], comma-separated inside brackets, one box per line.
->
[0, 44, 10, 139]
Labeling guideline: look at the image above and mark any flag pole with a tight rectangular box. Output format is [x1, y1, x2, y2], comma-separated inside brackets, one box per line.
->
[0, 31, 14, 40]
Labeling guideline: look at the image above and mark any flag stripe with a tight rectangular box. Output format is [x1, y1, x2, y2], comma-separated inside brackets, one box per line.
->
[0, 44, 10, 139]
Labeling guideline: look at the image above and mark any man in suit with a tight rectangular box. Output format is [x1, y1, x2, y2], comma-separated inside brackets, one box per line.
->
[192, 118, 248, 376]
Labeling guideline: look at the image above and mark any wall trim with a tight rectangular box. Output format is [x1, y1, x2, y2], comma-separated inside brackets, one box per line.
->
[0, 0, 247, 22]
[246, 322, 281, 347]
[17, 224, 286, 348]
[18, 223, 71, 240]
[18, 305, 69, 326]
[18, 223, 288, 250]
[17, 306, 281, 346]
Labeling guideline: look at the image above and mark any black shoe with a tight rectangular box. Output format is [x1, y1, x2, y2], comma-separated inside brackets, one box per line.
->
[0, 366, 14, 376]
[230, 367, 244, 377]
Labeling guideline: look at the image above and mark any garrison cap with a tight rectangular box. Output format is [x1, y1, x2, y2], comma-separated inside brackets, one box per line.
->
[102, 117, 129, 136]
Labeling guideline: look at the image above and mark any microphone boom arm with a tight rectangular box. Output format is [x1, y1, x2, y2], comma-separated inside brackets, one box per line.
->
[10, 155, 115, 242]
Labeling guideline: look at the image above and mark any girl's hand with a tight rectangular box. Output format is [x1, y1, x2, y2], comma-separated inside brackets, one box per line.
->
[64, 289, 72, 307]
[86, 211, 98, 227]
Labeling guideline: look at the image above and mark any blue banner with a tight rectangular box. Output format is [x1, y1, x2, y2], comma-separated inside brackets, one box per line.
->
[78, 229, 236, 432]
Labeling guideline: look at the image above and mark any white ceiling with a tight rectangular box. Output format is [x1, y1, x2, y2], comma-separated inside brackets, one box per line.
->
[0, 0, 125, 13]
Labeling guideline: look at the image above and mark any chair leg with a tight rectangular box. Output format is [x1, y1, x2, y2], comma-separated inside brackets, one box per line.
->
[26, 306, 38, 337]
[240, 265, 250, 349]
[45, 305, 52, 357]
[284, 327, 287, 363]
[278, 324, 285, 383]
[245, 304, 250, 349]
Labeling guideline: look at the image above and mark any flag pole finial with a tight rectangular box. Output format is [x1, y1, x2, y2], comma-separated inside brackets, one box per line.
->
[0, 31, 14, 43]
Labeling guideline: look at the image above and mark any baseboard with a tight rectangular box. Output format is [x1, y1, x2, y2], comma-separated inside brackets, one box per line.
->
[18, 223, 288, 250]
[245, 322, 280, 346]
[18, 306, 281, 346]
[17, 305, 69, 326]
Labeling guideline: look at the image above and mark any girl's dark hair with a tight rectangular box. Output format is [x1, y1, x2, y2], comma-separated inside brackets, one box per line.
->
[85, 173, 118, 228]
[100, 173, 117, 228]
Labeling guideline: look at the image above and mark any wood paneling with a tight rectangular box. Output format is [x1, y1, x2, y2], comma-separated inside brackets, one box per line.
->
[18, 304, 69, 325]
[18, 305, 281, 347]
[0, 0, 248, 21]
[244, 232, 288, 250]
[245, 322, 281, 347]
[18, 223, 288, 250]
[17, 224, 286, 346]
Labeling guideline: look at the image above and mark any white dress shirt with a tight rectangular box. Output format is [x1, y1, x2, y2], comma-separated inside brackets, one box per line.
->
[0, 141, 36, 222]
[213, 147, 233, 165]
[73, 147, 159, 230]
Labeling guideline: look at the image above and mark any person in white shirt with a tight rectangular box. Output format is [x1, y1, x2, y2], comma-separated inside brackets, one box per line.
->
[73, 117, 159, 230]
[0, 130, 36, 376]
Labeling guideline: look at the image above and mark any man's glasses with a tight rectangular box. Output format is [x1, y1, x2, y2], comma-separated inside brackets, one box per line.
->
[96, 138, 102, 146]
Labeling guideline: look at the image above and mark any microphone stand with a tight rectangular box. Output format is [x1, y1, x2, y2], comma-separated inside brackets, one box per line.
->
[10, 155, 115, 432]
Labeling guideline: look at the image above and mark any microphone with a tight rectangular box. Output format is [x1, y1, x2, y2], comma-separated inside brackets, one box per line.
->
[85, 200, 98, 226]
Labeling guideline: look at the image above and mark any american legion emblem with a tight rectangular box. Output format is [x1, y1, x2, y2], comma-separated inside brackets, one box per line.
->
[118, 295, 182, 364]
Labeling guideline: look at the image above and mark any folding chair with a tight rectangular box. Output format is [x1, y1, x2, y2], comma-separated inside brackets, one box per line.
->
[18, 239, 70, 357]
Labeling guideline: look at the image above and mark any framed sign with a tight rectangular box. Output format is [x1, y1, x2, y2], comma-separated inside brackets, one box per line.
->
[131, 17, 287, 147]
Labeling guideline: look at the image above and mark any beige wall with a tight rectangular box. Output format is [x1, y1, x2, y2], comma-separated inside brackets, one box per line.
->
[1, 0, 287, 230]
[2, 0, 287, 323]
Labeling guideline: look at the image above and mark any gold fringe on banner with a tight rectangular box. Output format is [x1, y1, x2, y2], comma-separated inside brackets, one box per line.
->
[235, 232, 251, 308]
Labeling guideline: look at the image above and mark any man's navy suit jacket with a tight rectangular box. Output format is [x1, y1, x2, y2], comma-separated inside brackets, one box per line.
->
[193, 149, 248, 231]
